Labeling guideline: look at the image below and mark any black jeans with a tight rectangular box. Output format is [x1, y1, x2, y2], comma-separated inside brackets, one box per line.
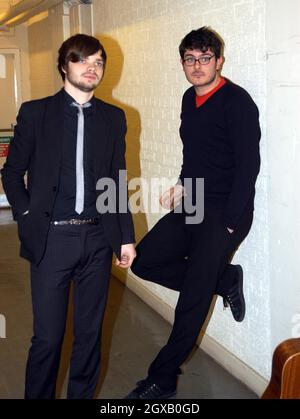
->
[131, 207, 253, 388]
[25, 222, 112, 399]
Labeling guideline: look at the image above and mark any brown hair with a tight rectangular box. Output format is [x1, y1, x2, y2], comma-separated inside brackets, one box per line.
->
[57, 33, 107, 81]
[179, 27, 224, 59]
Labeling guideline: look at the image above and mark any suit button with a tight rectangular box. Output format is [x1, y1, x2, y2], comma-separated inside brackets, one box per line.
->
[45, 211, 50, 217]
[52, 186, 57, 192]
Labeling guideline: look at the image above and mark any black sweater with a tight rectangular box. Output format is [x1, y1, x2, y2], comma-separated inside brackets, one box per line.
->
[179, 80, 261, 230]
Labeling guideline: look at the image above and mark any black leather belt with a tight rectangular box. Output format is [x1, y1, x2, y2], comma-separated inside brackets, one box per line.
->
[51, 218, 99, 226]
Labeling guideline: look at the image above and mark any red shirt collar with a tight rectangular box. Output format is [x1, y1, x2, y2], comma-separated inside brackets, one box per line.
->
[196, 77, 226, 108]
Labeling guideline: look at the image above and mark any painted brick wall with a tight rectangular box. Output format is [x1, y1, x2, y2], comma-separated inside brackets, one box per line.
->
[266, 0, 300, 353]
[28, 13, 56, 99]
[27, 4, 69, 99]
[92, 0, 270, 378]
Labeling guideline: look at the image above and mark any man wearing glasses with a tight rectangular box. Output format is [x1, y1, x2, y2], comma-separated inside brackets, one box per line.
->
[125, 27, 261, 399]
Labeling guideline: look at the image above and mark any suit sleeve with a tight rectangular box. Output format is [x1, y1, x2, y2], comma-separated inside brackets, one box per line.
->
[224, 91, 261, 229]
[110, 109, 135, 244]
[1, 103, 35, 220]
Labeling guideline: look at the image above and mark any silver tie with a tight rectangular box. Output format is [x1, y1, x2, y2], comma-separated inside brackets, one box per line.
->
[72, 101, 91, 214]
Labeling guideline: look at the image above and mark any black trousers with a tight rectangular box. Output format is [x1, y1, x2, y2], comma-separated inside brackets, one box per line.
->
[25, 222, 113, 399]
[131, 207, 253, 389]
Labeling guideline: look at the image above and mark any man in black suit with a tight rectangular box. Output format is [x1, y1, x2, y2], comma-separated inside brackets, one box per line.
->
[1, 34, 136, 399]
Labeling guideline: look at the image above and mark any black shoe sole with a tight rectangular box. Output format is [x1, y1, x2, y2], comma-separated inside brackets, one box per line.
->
[124, 390, 177, 400]
[124, 380, 177, 400]
[235, 264, 245, 322]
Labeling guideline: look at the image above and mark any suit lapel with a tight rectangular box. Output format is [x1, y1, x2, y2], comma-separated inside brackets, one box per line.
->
[92, 99, 111, 178]
[42, 90, 64, 166]
[36, 90, 64, 183]
[39, 92, 111, 182]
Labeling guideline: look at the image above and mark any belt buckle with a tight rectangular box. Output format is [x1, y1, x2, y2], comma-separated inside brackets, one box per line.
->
[70, 218, 80, 225]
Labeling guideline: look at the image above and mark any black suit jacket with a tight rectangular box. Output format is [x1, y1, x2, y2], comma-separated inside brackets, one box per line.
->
[1, 89, 135, 264]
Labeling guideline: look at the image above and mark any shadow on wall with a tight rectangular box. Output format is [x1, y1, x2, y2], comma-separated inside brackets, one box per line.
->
[94, 34, 148, 243]
[91, 35, 148, 397]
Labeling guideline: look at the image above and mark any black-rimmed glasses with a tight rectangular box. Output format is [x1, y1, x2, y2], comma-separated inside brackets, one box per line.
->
[183, 55, 215, 66]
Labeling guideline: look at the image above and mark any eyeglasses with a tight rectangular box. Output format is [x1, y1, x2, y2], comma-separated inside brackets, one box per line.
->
[183, 55, 215, 66]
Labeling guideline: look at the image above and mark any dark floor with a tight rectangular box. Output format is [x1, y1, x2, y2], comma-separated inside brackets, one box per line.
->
[0, 209, 257, 399]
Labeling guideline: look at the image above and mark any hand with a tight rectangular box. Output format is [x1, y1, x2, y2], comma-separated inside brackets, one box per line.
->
[115, 244, 136, 269]
[159, 185, 186, 210]
[227, 227, 234, 234]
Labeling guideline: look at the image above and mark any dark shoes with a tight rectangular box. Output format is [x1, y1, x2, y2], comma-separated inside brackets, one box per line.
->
[124, 379, 176, 399]
[222, 264, 245, 322]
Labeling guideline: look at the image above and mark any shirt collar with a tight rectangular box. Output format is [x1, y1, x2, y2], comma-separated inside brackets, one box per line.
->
[62, 88, 95, 113]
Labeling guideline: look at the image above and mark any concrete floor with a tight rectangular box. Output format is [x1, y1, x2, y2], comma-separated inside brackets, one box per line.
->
[0, 209, 257, 399]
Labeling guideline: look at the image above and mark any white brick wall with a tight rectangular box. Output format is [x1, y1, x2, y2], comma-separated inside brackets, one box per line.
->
[93, 0, 271, 379]
[266, 0, 300, 354]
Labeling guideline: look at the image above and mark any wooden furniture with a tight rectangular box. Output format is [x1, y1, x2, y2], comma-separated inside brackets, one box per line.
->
[262, 338, 300, 399]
